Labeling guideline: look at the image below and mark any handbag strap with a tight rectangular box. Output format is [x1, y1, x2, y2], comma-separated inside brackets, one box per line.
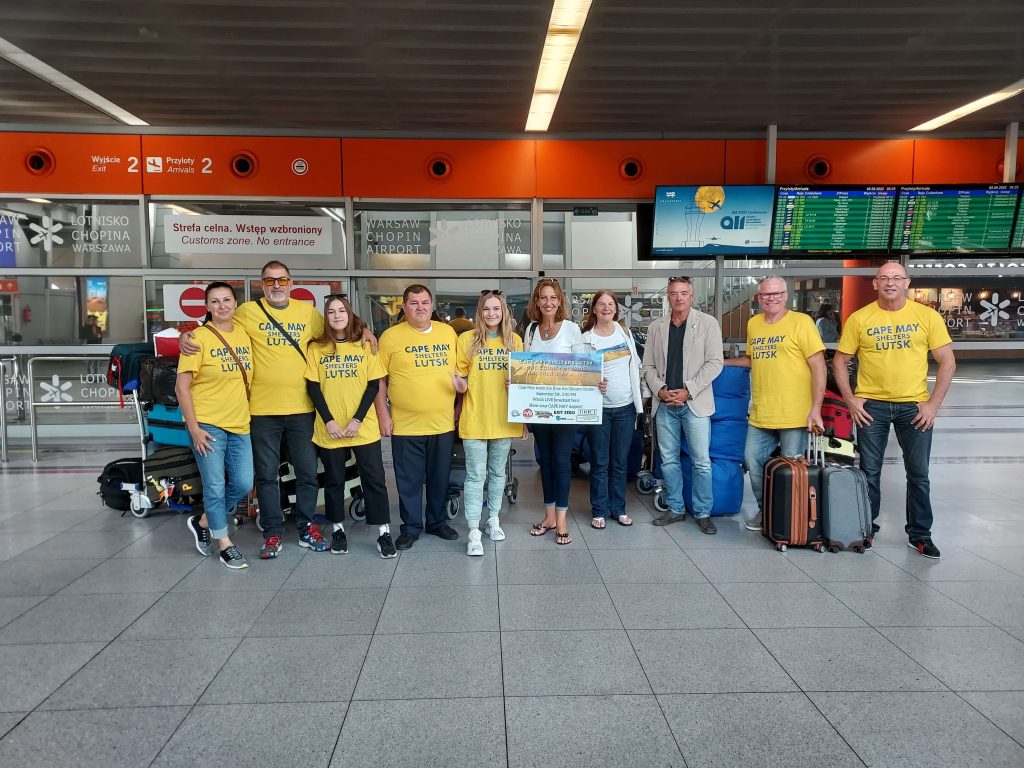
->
[256, 298, 306, 362]
[204, 324, 251, 400]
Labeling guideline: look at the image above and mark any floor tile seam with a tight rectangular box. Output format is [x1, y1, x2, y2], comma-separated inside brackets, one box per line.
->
[952, 691, 1024, 751]
[949, 546, 1024, 578]
[0, 599, 46, 633]
[817, 579, 999, 629]
[493, 546, 511, 768]
[328, 538, 403, 768]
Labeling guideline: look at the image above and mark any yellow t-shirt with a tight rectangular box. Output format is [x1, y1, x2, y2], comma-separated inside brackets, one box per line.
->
[747, 311, 825, 429]
[449, 317, 474, 334]
[176, 324, 252, 434]
[234, 299, 325, 416]
[837, 300, 952, 402]
[378, 321, 458, 436]
[304, 340, 387, 449]
[456, 332, 523, 440]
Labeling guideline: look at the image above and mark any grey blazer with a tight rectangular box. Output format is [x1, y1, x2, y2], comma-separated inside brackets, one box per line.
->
[641, 308, 724, 418]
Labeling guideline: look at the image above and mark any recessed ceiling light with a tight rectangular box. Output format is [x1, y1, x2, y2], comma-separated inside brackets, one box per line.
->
[911, 78, 1024, 131]
[0, 36, 149, 126]
[525, 0, 593, 132]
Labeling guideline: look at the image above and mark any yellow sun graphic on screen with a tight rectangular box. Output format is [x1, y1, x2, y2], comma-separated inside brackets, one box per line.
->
[694, 186, 725, 213]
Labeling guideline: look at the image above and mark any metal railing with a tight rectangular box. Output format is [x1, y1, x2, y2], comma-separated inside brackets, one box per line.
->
[0, 357, 13, 462]
[28, 356, 118, 462]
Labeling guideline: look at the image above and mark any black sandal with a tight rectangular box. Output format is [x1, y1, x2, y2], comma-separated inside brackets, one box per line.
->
[555, 531, 572, 545]
[531, 522, 556, 536]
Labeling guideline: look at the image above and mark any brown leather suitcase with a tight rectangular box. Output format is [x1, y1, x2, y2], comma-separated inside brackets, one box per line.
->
[762, 438, 825, 552]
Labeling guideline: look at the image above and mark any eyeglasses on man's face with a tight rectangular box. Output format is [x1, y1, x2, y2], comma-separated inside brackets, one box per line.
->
[758, 291, 786, 300]
[875, 276, 909, 284]
[262, 276, 291, 287]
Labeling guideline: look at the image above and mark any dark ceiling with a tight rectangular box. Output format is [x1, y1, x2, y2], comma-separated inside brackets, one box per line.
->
[0, 0, 1022, 135]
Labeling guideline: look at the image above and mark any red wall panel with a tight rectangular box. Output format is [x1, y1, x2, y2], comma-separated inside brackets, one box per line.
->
[0, 133, 143, 194]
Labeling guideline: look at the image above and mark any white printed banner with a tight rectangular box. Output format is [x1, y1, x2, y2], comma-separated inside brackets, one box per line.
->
[163, 215, 333, 254]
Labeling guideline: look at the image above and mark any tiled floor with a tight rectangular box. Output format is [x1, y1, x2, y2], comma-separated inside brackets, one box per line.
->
[0, 364, 1022, 767]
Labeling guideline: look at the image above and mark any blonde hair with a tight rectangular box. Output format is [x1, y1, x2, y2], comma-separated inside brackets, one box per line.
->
[526, 278, 569, 323]
[469, 291, 516, 358]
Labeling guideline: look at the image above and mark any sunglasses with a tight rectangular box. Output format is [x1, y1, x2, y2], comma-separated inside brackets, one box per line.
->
[325, 293, 349, 302]
[668, 276, 693, 284]
[262, 276, 291, 287]
[480, 289, 503, 296]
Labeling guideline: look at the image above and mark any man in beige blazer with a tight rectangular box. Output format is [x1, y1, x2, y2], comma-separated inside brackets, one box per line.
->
[641, 277, 724, 534]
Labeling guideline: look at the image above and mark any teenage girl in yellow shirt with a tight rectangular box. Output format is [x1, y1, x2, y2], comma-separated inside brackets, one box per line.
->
[453, 290, 523, 556]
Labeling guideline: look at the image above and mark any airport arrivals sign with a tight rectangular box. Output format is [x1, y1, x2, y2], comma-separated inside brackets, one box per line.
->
[163, 215, 333, 255]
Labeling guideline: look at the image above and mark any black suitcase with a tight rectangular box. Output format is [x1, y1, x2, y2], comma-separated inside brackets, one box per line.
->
[97, 457, 144, 511]
[139, 357, 179, 406]
[762, 437, 825, 552]
[145, 446, 203, 502]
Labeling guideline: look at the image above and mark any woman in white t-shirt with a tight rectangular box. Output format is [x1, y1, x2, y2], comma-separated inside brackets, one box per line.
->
[580, 290, 644, 529]
[524, 278, 585, 545]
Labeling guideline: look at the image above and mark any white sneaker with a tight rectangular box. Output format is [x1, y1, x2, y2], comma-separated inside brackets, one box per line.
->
[467, 528, 484, 556]
[484, 516, 505, 541]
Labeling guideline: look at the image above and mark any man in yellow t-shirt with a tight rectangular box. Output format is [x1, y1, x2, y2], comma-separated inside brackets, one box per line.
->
[834, 262, 955, 559]
[378, 284, 459, 550]
[181, 261, 326, 559]
[724, 276, 825, 531]
[448, 306, 474, 334]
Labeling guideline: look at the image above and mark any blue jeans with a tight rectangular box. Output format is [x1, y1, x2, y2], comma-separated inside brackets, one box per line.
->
[656, 404, 712, 518]
[464, 438, 512, 528]
[532, 424, 576, 510]
[191, 425, 253, 539]
[857, 399, 934, 540]
[587, 404, 636, 518]
[251, 412, 319, 537]
[744, 426, 808, 511]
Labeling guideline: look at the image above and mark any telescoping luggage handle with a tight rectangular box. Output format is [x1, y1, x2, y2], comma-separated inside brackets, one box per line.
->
[804, 428, 825, 467]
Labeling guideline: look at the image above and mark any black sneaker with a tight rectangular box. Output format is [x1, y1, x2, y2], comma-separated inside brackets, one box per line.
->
[695, 516, 718, 535]
[377, 532, 397, 559]
[395, 533, 417, 550]
[908, 538, 940, 559]
[187, 514, 212, 556]
[872, 523, 881, 534]
[219, 545, 249, 570]
[331, 528, 348, 554]
[652, 511, 686, 526]
[425, 524, 459, 540]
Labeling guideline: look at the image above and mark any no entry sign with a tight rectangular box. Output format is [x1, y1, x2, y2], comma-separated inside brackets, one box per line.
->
[164, 284, 210, 321]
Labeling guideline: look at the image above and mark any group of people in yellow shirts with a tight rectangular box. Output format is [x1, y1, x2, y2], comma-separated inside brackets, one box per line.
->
[173, 260, 955, 570]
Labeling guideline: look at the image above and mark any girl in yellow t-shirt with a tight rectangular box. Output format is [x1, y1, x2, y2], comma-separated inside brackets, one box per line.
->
[453, 290, 523, 557]
[176, 282, 254, 570]
[304, 296, 396, 558]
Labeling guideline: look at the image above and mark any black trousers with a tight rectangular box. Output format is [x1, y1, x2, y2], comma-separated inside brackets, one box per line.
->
[251, 412, 318, 537]
[320, 441, 391, 527]
[391, 431, 455, 537]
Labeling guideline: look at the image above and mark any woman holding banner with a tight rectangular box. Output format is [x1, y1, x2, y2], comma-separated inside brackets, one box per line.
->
[452, 290, 523, 556]
[581, 290, 644, 529]
[523, 278, 584, 545]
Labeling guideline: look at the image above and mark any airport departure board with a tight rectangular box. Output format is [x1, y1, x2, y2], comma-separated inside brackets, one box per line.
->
[893, 185, 1020, 253]
[771, 186, 897, 254]
[1011, 210, 1024, 252]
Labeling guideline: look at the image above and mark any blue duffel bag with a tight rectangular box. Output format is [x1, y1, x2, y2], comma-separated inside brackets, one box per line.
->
[708, 366, 750, 423]
[148, 404, 191, 448]
[680, 454, 745, 517]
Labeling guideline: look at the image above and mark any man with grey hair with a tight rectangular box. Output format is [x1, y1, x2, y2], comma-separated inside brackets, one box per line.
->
[725, 275, 825, 531]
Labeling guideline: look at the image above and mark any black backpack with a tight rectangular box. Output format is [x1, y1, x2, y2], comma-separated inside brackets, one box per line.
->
[97, 457, 143, 511]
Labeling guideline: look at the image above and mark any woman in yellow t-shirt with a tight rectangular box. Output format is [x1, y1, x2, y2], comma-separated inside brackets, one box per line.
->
[453, 290, 523, 556]
[305, 296, 396, 558]
[176, 282, 254, 570]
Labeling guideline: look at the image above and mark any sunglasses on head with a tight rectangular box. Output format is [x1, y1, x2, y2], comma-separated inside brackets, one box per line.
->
[480, 289, 503, 296]
[668, 276, 693, 284]
[262, 276, 291, 287]
[325, 293, 349, 302]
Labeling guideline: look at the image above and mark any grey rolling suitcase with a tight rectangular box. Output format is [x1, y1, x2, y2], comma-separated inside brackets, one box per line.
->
[819, 435, 872, 553]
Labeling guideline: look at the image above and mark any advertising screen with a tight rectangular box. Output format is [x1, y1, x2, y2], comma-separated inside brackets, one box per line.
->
[770, 186, 897, 254]
[651, 185, 775, 256]
[892, 185, 1020, 253]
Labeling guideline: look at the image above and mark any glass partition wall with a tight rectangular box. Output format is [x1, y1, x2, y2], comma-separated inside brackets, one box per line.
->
[2, 195, 1021, 439]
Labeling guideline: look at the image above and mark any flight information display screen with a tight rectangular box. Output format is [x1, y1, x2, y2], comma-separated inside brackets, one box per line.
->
[770, 186, 897, 254]
[892, 185, 1020, 253]
[1011, 207, 1024, 252]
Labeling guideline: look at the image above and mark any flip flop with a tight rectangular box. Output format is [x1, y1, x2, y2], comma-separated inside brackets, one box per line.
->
[530, 522, 556, 536]
[613, 514, 633, 527]
[591, 518, 606, 529]
[555, 531, 572, 545]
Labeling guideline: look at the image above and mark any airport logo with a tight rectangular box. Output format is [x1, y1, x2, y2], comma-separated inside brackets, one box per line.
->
[40, 375, 73, 403]
[28, 218, 64, 249]
[979, 293, 1011, 327]
[145, 156, 163, 173]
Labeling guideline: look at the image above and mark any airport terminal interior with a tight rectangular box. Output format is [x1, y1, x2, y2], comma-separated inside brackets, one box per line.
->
[1, 1, 1023, 766]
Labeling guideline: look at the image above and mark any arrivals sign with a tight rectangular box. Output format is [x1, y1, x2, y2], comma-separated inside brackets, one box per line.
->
[507, 351, 604, 425]
[163, 215, 333, 255]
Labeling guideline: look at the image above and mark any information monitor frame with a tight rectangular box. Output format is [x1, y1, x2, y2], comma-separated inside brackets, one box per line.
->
[768, 184, 899, 256]
[892, 183, 1022, 255]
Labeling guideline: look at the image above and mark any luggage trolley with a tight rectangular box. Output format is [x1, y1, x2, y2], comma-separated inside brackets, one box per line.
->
[444, 441, 519, 520]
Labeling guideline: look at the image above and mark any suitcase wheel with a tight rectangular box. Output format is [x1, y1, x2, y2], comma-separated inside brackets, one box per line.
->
[446, 497, 461, 520]
[829, 543, 842, 554]
[505, 478, 519, 505]
[852, 543, 865, 554]
[129, 495, 150, 519]
[777, 543, 787, 553]
[813, 543, 824, 553]
[348, 496, 366, 522]
[635, 472, 654, 495]
[653, 489, 669, 513]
